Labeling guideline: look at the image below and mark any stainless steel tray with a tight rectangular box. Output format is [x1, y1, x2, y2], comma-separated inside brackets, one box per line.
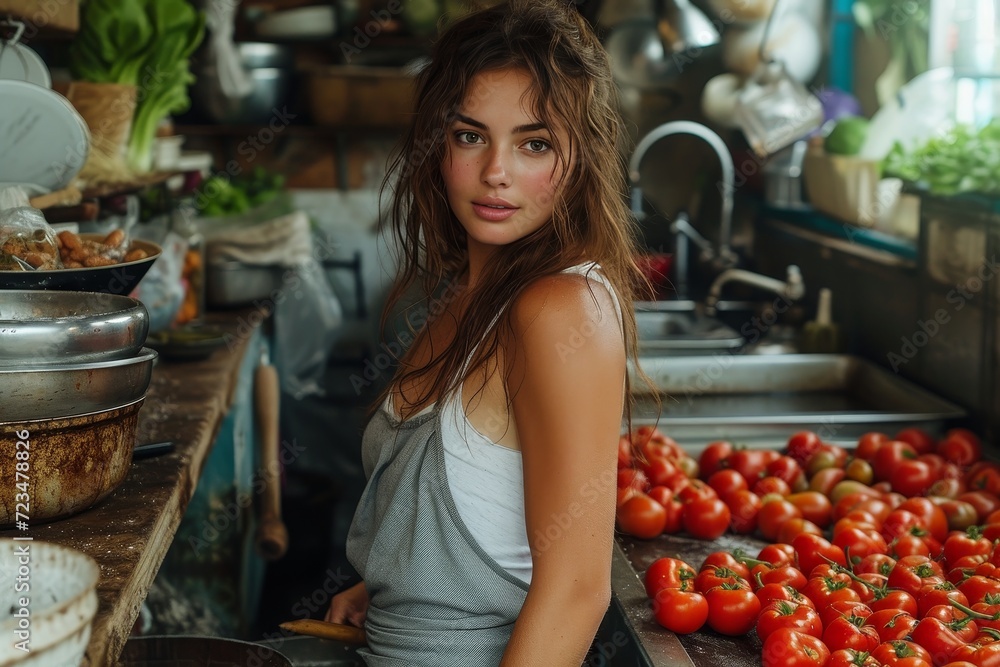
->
[628, 353, 967, 448]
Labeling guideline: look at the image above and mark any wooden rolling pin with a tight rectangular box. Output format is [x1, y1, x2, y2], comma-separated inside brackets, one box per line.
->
[280, 619, 367, 645]
[255, 347, 289, 560]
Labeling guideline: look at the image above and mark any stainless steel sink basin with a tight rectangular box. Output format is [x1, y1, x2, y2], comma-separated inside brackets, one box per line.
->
[627, 354, 967, 450]
[634, 303, 744, 355]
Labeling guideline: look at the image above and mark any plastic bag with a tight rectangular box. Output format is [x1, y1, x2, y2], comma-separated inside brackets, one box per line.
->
[0, 206, 62, 270]
[131, 219, 187, 333]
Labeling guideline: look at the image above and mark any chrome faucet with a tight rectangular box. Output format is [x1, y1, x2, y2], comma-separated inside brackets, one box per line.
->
[705, 265, 805, 316]
[629, 120, 738, 269]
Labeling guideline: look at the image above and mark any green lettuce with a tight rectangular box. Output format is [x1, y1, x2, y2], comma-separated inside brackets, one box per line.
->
[70, 0, 205, 172]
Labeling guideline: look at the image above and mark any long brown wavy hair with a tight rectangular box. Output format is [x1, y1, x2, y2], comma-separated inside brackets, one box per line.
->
[375, 0, 652, 424]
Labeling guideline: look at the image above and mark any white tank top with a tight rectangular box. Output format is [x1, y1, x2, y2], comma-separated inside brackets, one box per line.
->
[384, 262, 623, 584]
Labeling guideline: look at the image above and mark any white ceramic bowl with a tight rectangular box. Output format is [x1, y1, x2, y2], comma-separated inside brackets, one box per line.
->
[0, 539, 99, 667]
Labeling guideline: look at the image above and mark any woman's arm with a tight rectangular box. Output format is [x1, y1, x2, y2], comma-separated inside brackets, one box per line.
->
[500, 274, 626, 667]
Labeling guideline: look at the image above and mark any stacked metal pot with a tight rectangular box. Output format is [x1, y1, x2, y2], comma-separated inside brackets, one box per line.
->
[0, 291, 156, 526]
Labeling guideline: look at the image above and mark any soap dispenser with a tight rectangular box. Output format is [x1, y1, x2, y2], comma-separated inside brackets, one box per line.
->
[800, 288, 843, 353]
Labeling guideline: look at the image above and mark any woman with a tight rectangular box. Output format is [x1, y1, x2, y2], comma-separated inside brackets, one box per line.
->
[326, 1, 648, 663]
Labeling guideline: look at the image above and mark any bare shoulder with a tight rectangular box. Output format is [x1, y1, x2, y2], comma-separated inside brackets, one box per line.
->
[510, 272, 624, 355]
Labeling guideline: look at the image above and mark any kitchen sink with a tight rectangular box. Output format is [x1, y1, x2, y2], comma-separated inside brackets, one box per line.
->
[627, 354, 967, 450]
[633, 303, 744, 355]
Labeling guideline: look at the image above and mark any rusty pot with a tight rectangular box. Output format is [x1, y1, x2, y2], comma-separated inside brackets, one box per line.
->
[0, 399, 143, 527]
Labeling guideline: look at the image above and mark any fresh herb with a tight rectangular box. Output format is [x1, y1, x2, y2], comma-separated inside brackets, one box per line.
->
[69, 0, 205, 173]
[883, 120, 1000, 196]
[196, 168, 286, 218]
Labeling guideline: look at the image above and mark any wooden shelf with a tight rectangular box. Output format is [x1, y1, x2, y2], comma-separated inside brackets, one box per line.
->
[0, 0, 79, 37]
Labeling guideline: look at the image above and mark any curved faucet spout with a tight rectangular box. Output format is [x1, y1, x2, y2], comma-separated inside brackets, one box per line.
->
[629, 120, 736, 267]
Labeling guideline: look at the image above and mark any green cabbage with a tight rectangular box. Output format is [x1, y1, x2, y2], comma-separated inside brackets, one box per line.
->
[70, 0, 205, 173]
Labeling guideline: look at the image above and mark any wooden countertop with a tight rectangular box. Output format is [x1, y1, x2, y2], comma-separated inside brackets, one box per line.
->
[0, 310, 263, 667]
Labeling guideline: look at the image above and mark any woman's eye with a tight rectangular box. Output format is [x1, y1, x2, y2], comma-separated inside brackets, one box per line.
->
[456, 131, 481, 144]
[526, 139, 550, 153]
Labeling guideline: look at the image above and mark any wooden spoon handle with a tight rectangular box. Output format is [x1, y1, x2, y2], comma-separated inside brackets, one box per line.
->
[279, 618, 367, 645]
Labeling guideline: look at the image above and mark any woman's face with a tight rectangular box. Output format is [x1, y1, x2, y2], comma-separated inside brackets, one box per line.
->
[441, 68, 568, 254]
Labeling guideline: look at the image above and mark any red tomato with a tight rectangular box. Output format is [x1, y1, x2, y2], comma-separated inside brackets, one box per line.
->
[959, 574, 1000, 606]
[661, 494, 684, 534]
[786, 431, 823, 467]
[756, 564, 808, 592]
[787, 491, 834, 529]
[889, 533, 933, 560]
[938, 499, 980, 532]
[617, 435, 633, 469]
[682, 497, 730, 540]
[761, 628, 831, 667]
[819, 599, 872, 628]
[871, 639, 933, 667]
[928, 477, 966, 499]
[966, 465, 1000, 497]
[868, 608, 918, 643]
[697, 440, 733, 479]
[617, 467, 649, 491]
[887, 555, 945, 596]
[756, 600, 823, 643]
[881, 509, 929, 543]
[644, 556, 697, 597]
[897, 497, 950, 542]
[793, 533, 847, 577]
[957, 491, 1000, 524]
[704, 583, 761, 636]
[675, 478, 718, 504]
[616, 493, 667, 539]
[802, 572, 861, 609]
[856, 432, 890, 460]
[827, 649, 881, 667]
[758, 499, 804, 542]
[725, 489, 762, 535]
[810, 467, 847, 496]
[943, 526, 992, 567]
[708, 469, 748, 497]
[916, 582, 969, 619]
[823, 612, 880, 652]
[868, 587, 918, 616]
[937, 428, 982, 466]
[727, 448, 778, 486]
[756, 582, 816, 610]
[776, 518, 823, 545]
[646, 485, 673, 508]
[832, 526, 888, 563]
[890, 459, 937, 497]
[855, 553, 897, 577]
[896, 427, 937, 455]
[638, 455, 679, 487]
[695, 566, 749, 593]
[767, 455, 807, 492]
[651, 587, 708, 634]
[701, 551, 751, 580]
[758, 543, 797, 567]
[873, 440, 918, 483]
[754, 476, 793, 497]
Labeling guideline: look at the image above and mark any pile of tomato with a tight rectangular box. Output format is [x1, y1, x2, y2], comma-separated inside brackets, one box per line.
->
[616, 425, 1000, 667]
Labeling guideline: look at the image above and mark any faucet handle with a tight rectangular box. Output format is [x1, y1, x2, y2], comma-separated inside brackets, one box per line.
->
[784, 265, 806, 300]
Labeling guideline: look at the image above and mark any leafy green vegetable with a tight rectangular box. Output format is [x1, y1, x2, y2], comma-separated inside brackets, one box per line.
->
[883, 120, 1000, 196]
[196, 168, 286, 218]
[69, 0, 205, 173]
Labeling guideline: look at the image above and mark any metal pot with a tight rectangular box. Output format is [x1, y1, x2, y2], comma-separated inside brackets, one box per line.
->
[0, 399, 143, 526]
[119, 636, 293, 667]
[0, 347, 156, 422]
[0, 290, 149, 366]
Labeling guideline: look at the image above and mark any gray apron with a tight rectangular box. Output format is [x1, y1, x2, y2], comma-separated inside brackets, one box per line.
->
[346, 405, 530, 666]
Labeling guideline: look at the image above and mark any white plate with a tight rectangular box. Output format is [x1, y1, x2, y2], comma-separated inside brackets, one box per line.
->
[0, 79, 89, 193]
[0, 41, 51, 87]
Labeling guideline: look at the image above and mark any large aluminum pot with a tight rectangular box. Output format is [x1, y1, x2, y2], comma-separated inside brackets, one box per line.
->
[0, 290, 149, 366]
[0, 348, 156, 422]
[0, 399, 144, 526]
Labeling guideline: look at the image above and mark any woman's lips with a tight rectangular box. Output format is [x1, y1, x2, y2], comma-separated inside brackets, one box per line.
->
[471, 203, 519, 221]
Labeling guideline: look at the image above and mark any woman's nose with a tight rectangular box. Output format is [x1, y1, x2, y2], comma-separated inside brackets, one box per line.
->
[481, 147, 511, 188]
